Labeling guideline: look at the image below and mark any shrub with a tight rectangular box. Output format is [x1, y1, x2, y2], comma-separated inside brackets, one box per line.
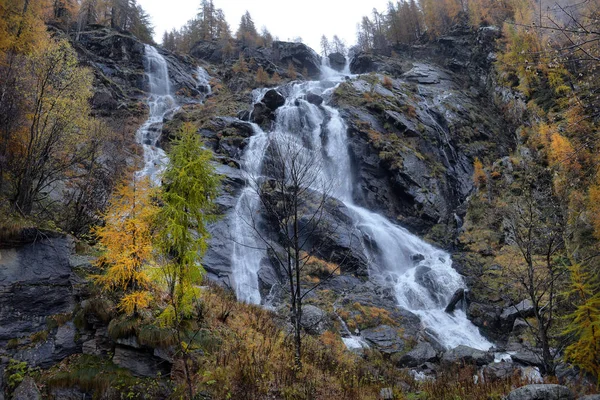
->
[382, 75, 393, 89]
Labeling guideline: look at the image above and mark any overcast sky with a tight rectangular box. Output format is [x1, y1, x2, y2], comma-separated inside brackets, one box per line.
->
[137, 0, 391, 53]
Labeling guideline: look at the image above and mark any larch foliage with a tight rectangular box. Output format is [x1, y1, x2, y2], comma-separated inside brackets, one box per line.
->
[271, 71, 281, 84]
[93, 176, 158, 316]
[154, 122, 220, 320]
[473, 157, 486, 188]
[563, 263, 600, 385]
[255, 66, 268, 85]
[286, 61, 297, 80]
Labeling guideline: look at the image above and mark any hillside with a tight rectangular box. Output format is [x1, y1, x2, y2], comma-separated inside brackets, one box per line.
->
[1, 0, 600, 399]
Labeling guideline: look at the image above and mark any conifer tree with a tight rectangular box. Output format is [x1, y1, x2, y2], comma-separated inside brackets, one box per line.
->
[255, 66, 268, 85]
[563, 263, 600, 384]
[286, 61, 297, 79]
[154, 122, 220, 399]
[155, 122, 220, 314]
[94, 176, 158, 316]
[320, 34, 330, 57]
[271, 71, 281, 84]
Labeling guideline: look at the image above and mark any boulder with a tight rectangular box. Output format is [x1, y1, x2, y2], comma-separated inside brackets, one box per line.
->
[467, 302, 501, 336]
[483, 362, 517, 381]
[397, 342, 438, 367]
[305, 92, 324, 106]
[261, 89, 286, 111]
[53, 322, 78, 361]
[445, 288, 466, 313]
[512, 317, 529, 336]
[271, 41, 321, 78]
[501, 299, 535, 331]
[414, 266, 443, 303]
[506, 384, 574, 400]
[251, 102, 274, 127]
[442, 345, 493, 366]
[328, 52, 346, 71]
[112, 346, 171, 378]
[11, 377, 41, 400]
[511, 349, 544, 368]
[362, 325, 405, 354]
[301, 305, 329, 335]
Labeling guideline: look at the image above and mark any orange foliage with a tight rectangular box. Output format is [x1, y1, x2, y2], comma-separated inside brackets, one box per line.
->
[382, 75, 393, 89]
[473, 157, 486, 188]
[93, 176, 158, 315]
[549, 132, 581, 174]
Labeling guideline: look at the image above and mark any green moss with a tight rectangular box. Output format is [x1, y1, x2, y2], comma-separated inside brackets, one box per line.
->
[30, 330, 49, 343]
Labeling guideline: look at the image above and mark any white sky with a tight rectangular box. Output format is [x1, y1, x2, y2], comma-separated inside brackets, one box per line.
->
[137, 0, 391, 53]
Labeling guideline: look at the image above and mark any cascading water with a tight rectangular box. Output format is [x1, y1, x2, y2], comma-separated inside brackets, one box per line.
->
[230, 66, 491, 350]
[136, 46, 212, 183]
[136, 45, 177, 183]
[230, 125, 269, 304]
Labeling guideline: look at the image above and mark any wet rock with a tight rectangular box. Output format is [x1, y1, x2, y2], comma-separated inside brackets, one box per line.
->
[445, 288, 466, 313]
[112, 346, 171, 378]
[11, 377, 41, 400]
[301, 305, 329, 335]
[397, 341, 438, 367]
[237, 110, 251, 121]
[414, 266, 442, 303]
[251, 102, 274, 127]
[305, 92, 324, 106]
[362, 325, 405, 354]
[262, 89, 285, 111]
[442, 345, 493, 366]
[410, 253, 425, 263]
[328, 52, 346, 71]
[506, 384, 574, 400]
[0, 232, 77, 350]
[384, 110, 419, 136]
[578, 396, 600, 400]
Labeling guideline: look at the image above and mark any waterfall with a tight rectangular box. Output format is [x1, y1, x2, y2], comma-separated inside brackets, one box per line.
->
[136, 46, 211, 184]
[135, 45, 177, 184]
[230, 124, 269, 304]
[230, 66, 492, 350]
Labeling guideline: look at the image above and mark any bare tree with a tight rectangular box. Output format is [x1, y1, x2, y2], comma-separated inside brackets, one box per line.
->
[240, 131, 346, 370]
[503, 178, 568, 375]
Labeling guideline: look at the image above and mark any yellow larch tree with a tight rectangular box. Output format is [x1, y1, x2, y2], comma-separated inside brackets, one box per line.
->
[94, 176, 158, 316]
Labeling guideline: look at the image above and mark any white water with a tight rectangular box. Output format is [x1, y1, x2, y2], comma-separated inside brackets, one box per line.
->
[136, 46, 211, 184]
[230, 124, 269, 304]
[230, 64, 491, 350]
[135, 45, 177, 184]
